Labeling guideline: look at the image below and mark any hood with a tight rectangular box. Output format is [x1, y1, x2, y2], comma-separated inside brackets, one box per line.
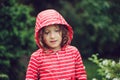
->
[35, 9, 73, 48]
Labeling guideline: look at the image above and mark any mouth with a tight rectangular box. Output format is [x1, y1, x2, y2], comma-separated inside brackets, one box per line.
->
[50, 40, 57, 43]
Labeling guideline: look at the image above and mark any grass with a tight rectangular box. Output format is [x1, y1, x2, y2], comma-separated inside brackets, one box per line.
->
[83, 59, 101, 80]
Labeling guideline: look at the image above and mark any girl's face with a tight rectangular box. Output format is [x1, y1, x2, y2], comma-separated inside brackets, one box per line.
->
[43, 25, 62, 51]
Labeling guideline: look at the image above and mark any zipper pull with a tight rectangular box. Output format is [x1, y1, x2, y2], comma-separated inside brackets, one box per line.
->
[56, 52, 60, 59]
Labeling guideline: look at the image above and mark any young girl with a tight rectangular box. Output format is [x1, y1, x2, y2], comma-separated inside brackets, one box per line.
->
[26, 9, 87, 80]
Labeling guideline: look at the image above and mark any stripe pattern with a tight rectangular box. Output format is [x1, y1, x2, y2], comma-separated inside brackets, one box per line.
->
[26, 46, 87, 80]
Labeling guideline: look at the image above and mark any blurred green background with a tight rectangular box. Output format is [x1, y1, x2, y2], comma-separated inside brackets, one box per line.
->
[0, 0, 120, 80]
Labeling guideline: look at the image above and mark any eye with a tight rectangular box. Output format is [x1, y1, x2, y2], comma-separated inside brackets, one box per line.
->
[44, 31, 50, 34]
[55, 29, 60, 32]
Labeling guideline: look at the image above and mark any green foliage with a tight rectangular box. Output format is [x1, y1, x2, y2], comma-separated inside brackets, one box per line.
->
[83, 59, 100, 80]
[76, 0, 120, 55]
[89, 54, 120, 80]
[0, 74, 9, 80]
[0, 0, 36, 79]
[59, 0, 120, 57]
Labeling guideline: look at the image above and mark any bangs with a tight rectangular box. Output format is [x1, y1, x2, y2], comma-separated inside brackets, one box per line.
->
[38, 24, 69, 48]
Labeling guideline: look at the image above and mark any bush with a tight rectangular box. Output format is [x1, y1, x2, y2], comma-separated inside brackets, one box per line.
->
[0, 74, 9, 80]
[0, 0, 35, 79]
[89, 54, 120, 80]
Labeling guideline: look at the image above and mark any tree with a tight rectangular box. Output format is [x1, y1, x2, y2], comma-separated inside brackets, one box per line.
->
[59, 0, 120, 58]
[76, 0, 120, 57]
[0, 0, 36, 79]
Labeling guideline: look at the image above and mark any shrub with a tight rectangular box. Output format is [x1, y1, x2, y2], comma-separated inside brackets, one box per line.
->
[89, 54, 120, 80]
[0, 0, 35, 79]
[0, 74, 9, 80]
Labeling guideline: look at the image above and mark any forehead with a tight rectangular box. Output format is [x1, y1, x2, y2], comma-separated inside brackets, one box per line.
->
[44, 25, 60, 30]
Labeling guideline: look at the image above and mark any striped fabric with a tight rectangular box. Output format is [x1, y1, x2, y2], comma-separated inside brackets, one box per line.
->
[26, 9, 87, 80]
[26, 46, 87, 80]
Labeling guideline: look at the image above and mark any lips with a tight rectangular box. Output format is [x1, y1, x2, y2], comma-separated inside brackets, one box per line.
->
[50, 40, 57, 43]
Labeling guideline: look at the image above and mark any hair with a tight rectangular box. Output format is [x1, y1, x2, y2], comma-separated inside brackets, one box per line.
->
[38, 24, 69, 49]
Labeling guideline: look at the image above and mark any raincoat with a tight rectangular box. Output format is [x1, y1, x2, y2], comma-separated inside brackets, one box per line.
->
[26, 9, 87, 80]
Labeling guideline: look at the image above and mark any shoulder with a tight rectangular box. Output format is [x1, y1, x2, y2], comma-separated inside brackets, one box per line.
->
[66, 45, 78, 50]
[65, 45, 79, 52]
[31, 48, 43, 58]
[28, 49, 43, 64]
[65, 45, 81, 58]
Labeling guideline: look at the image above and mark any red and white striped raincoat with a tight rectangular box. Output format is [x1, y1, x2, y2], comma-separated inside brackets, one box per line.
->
[26, 9, 87, 80]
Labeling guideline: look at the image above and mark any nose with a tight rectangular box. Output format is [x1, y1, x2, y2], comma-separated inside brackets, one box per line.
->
[50, 32, 55, 38]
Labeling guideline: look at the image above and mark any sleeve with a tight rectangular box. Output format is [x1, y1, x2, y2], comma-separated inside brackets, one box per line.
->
[74, 49, 87, 80]
[25, 53, 39, 80]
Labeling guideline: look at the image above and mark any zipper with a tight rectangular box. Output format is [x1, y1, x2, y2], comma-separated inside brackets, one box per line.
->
[56, 52, 60, 60]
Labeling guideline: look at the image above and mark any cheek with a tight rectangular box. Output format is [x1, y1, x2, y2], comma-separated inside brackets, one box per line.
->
[59, 33, 62, 41]
[59, 31, 62, 36]
[60, 32, 62, 38]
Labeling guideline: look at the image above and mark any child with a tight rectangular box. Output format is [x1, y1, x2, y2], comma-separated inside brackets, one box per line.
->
[26, 9, 87, 80]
